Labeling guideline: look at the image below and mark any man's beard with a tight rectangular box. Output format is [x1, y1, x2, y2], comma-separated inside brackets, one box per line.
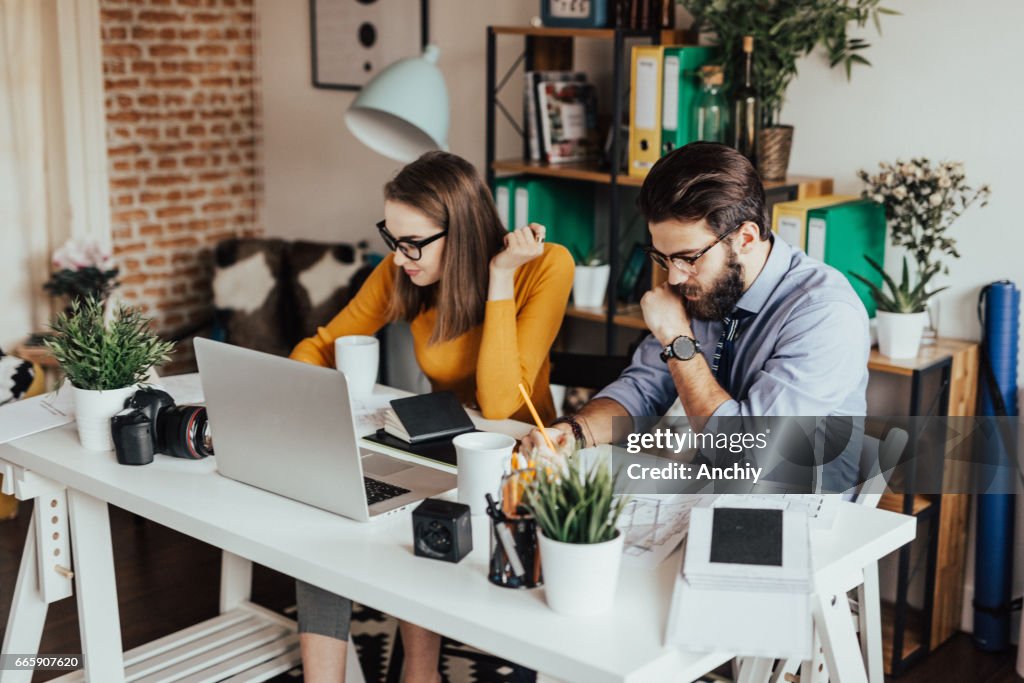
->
[674, 246, 745, 321]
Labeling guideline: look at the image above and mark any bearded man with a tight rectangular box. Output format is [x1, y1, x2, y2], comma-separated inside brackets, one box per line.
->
[528, 142, 871, 492]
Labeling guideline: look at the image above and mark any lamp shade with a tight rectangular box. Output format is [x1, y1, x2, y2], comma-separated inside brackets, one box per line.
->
[344, 45, 450, 162]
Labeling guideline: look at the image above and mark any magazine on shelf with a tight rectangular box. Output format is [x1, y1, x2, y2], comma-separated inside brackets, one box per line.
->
[536, 80, 599, 164]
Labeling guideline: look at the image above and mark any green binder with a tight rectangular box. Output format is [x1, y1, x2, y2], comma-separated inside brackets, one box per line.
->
[660, 46, 717, 155]
[492, 176, 595, 261]
[806, 199, 887, 317]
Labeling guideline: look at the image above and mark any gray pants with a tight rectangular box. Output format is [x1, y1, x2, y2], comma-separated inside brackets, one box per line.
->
[295, 579, 352, 641]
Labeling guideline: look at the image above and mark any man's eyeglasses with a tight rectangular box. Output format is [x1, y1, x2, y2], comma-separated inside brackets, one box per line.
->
[376, 220, 447, 262]
[643, 223, 743, 272]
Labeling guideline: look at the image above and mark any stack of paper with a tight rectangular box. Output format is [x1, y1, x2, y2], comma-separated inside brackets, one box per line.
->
[665, 505, 814, 660]
[683, 506, 811, 592]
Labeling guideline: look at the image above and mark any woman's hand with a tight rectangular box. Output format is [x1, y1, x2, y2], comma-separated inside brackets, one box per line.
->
[490, 223, 546, 273]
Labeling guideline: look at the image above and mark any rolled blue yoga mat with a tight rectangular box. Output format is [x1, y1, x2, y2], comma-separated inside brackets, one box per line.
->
[974, 280, 1020, 652]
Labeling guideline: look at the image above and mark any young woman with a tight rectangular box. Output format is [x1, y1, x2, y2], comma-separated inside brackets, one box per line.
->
[289, 151, 574, 683]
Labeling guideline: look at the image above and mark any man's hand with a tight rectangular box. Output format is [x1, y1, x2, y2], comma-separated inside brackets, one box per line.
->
[641, 283, 693, 346]
[519, 425, 573, 460]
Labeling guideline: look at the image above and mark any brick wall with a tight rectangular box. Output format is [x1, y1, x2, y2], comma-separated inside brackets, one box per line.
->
[100, 0, 261, 345]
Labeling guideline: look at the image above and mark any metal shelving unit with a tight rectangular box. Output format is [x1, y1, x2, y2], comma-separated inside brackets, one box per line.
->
[484, 25, 835, 352]
[485, 25, 665, 354]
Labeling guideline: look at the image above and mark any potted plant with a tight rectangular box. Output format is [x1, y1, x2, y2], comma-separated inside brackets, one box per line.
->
[854, 158, 991, 358]
[571, 246, 610, 308]
[852, 256, 935, 358]
[44, 297, 174, 450]
[679, 0, 896, 179]
[523, 453, 628, 616]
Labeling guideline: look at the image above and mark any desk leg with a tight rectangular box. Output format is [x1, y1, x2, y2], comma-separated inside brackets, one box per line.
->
[801, 629, 828, 683]
[812, 590, 867, 683]
[736, 657, 774, 683]
[67, 490, 126, 683]
[219, 550, 253, 613]
[857, 562, 883, 683]
[0, 516, 47, 683]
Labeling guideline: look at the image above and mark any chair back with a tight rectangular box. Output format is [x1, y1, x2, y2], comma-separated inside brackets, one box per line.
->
[852, 427, 908, 508]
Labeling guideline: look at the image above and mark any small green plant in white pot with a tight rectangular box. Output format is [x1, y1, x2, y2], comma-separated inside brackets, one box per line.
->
[45, 296, 174, 450]
[852, 256, 937, 358]
[524, 453, 628, 616]
[571, 246, 609, 309]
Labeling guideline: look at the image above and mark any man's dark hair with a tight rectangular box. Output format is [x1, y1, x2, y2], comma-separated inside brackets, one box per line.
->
[637, 142, 769, 239]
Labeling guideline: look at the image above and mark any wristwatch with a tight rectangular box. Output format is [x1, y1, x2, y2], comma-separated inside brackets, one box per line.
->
[659, 335, 701, 363]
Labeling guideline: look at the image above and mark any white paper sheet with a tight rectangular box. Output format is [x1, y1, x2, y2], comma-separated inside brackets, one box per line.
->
[618, 494, 715, 568]
[0, 386, 75, 444]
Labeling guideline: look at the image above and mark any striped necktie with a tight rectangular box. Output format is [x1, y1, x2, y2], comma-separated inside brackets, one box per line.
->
[710, 310, 749, 383]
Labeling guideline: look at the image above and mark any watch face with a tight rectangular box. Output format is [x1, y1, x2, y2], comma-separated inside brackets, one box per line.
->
[550, 0, 590, 18]
[672, 336, 697, 360]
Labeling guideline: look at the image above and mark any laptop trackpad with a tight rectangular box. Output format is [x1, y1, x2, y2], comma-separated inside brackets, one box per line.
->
[362, 453, 415, 477]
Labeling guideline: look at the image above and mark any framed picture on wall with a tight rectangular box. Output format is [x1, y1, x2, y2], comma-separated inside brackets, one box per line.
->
[310, 0, 429, 91]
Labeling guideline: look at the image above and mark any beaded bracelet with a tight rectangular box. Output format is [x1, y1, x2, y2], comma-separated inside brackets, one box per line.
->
[551, 415, 586, 449]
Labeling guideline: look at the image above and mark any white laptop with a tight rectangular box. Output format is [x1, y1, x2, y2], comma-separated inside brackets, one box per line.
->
[194, 338, 456, 522]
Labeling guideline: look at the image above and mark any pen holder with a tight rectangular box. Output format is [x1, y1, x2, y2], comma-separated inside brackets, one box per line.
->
[488, 513, 542, 589]
[487, 469, 542, 588]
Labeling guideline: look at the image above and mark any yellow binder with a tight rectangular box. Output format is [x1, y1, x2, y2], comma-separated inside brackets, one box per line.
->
[628, 45, 663, 178]
[771, 194, 856, 251]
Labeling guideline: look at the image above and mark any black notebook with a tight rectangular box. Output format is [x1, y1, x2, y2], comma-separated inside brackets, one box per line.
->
[382, 391, 476, 444]
[363, 429, 466, 468]
[709, 507, 783, 567]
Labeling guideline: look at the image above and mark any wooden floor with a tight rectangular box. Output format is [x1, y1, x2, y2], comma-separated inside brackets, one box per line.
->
[1, 499, 1021, 683]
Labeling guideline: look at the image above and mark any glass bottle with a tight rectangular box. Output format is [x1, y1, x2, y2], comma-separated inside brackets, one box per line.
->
[695, 65, 728, 144]
[731, 35, 760, 163]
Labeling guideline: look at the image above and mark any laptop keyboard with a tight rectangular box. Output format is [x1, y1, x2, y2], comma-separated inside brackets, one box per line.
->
[364, 477, 411, 505]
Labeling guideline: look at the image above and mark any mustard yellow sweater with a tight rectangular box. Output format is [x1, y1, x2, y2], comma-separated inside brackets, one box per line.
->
[289, 243, 574, 425]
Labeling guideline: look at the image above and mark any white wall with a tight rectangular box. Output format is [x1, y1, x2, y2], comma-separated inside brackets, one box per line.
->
[783, 0, 1024, 386]
[256, 0, 538, 247]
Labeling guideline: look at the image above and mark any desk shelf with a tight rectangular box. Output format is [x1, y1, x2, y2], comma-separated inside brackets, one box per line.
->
[49, 603, 299, 683]
[869, 338, 979, 676]
[881, 601, 926, 669]
[878, 492, 933, 516]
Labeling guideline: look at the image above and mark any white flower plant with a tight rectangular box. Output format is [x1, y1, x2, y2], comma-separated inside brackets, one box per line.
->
[853, 158, 990, 313]
[43, 238, 120, 305]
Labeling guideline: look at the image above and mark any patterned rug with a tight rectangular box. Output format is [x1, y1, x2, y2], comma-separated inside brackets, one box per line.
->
[270, 603, 730, 682]
[271, 602, 535, 683]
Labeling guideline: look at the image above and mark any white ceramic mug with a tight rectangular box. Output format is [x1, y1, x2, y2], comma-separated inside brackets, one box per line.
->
[334, 335, 379, 399]
[453, 432, 516, 515]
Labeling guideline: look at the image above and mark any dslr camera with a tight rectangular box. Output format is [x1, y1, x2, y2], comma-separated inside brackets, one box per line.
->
[111, 387, 213, 465]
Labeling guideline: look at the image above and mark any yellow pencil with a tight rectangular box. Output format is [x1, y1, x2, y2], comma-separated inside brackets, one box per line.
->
[517, 383, 557, 455]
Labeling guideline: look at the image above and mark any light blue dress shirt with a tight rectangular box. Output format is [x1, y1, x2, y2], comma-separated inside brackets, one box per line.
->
[596, 235, 871, 491]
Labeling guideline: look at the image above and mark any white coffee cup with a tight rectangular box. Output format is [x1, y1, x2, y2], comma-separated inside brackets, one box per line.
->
[334, 335, 379, 399]
[453, 432, 516, 516]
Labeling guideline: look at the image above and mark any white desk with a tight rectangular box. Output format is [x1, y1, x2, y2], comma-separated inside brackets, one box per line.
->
[0, 376, 916, 683]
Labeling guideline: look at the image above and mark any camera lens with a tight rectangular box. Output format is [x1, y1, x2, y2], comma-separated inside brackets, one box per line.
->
[159, 405, 214, 459]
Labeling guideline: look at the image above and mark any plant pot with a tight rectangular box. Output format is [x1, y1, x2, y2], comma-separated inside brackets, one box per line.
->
[537, 529, 623, 616]
[876, 311, 928, 359]
[757, 125, 794, 181]
[71, 384, 138, 451]
[573, 264, 610, 308]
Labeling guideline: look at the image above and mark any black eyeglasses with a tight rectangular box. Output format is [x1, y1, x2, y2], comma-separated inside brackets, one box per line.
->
[376, 220, 448, 262]
[643, 223, 744, 273]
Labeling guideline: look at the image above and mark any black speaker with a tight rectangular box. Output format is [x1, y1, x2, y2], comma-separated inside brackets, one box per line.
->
[412, 498, 473, 563]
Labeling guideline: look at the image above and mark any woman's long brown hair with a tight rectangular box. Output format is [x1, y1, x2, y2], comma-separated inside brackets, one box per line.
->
[384, 151, 506, 344]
